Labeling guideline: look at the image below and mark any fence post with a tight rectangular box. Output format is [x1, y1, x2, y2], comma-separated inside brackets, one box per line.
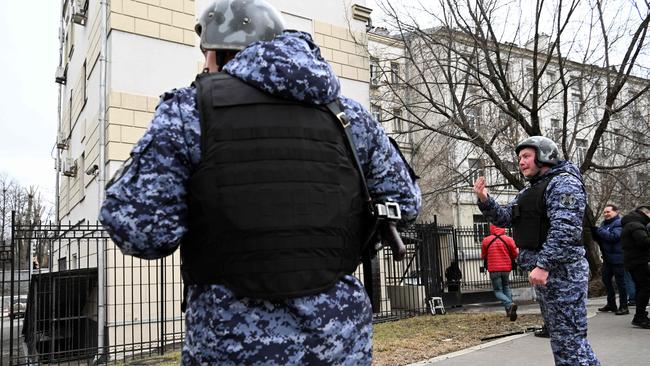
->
[9, 211, 15, 366]
[160, 257, 165, 355]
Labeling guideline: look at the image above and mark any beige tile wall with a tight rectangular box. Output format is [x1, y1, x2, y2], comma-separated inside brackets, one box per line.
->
[109, 0, 196, 46]
[71, 70, 86, 129]
[85, 112, 100, 187]
[106, 91, 158, 161]
[87, 4, 102, 75]
[106, 244, 184, 354]
[313, 21, 370, 83]
[59, 178, 69, 217]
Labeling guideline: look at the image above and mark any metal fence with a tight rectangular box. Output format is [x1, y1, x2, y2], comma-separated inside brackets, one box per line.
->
[2, 216, 529, 364]
[362, 222, 529, 322]
[3, 214, 184, 366]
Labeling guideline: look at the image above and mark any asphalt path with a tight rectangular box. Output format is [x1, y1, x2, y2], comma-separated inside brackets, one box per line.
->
[410, 296, 648, 365]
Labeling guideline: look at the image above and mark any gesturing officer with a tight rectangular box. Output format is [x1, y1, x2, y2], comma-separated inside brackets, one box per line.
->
[473, 136, 599, 366]
[99, 0, 421, 364]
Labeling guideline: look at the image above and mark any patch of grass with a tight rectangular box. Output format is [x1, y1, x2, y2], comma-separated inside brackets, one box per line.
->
[372, 311, 543, 366]
[118, 352, 181, 366]
[117, 311, 543, 366]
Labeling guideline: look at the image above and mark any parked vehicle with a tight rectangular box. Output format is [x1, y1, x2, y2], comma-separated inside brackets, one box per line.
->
[2, 295, 27, 320]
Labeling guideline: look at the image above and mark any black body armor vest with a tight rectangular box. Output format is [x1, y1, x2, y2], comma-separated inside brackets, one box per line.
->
[181, 73, 365, 300]
[512, 175, 554, 250]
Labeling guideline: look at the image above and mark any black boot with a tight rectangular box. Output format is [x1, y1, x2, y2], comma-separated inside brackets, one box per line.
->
[534, 325, 550, 338]
[632, 314, 650, 328]
[615, 307, 629, 315]
[598, 304, 617, 312]
[509, 304, 518, 321]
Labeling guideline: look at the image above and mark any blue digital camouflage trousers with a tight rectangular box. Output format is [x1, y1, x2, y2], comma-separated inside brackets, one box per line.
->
[536, 258, 600, 365]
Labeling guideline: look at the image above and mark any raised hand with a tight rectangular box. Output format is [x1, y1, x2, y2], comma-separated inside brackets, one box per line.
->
[473, 176, 488, 203]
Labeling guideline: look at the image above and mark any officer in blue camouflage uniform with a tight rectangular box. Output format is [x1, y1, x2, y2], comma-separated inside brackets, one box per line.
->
[473, 136, 600, 366]
[99, 0, 421, 365]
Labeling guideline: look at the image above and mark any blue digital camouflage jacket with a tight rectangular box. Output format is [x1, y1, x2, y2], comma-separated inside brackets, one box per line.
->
[100, 30, 421, 365]
[477, 160, 586, 272]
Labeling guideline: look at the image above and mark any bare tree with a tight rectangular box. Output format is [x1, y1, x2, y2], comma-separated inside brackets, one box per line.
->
[367, 0, 650, 273]
[0, 173, 53, 268]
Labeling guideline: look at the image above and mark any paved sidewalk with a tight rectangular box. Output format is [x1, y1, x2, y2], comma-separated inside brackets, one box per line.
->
[409, 297, 648, 366]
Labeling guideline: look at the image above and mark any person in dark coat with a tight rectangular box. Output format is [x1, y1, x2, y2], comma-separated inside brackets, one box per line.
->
[620, 205, 650, 328]
[592, 204, 628, 315]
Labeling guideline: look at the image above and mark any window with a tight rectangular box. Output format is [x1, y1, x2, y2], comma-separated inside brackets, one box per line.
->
[503, 161, 519, 189]
[468, 158, 484, 186]
[466, 106, 481, 130]
[392, 108, 403, 133]
[571, 93, 583, 123]
[546, 71, 556, 82]
[569, 77, 582, 94]
[550, 118, 560, 128]
[58, 257, 67, 271]
[628, 90, 642, 119]
[66, 21, 75, 61]
[370, 58, 380, 86]
[637, 171, 649, 190]
[576, 138, 588, 164]
[473, 214, 489, 243]
[79, 152, 85, 191]
[526, 67, 534, 80]
[81, 61, 87, 106]
[549, 118, 562, 141]
[68, 89, 73, 134]
[500, 110, 518, 139]
[390, 62, 399, 84]
[612, 128, 623, 149]
[370, 104, 381, 122]
[595, 81, 603, 104]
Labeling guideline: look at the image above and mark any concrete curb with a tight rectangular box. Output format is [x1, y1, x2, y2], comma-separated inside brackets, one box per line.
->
[407, 333, 530, 365]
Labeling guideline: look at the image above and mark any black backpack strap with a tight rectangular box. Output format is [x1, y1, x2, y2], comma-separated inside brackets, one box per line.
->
[325, 100, 371, 200]
[483, 234, 502, 269]
[387, 136, 419, 181]
[325, 100, 406, 312]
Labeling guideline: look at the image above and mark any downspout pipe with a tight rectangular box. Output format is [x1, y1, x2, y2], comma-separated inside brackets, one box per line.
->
[55, 7, 64, 224]
[95, 0, 108, 362]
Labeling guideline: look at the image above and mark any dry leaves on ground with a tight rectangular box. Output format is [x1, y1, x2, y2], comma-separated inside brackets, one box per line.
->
[372, 312, 544, 366]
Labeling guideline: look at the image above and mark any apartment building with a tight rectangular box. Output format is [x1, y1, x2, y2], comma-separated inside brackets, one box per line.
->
[367, 27, 650, 229]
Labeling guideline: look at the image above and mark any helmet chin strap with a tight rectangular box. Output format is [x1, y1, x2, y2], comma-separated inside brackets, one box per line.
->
[216, 52, 227, 72]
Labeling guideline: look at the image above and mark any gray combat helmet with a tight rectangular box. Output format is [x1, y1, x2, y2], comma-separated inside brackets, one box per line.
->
[515, 136, 560, 167]
[195, 0, 285, 51]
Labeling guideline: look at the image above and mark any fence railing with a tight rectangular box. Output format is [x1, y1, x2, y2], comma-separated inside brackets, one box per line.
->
[3, 216, 528, 364]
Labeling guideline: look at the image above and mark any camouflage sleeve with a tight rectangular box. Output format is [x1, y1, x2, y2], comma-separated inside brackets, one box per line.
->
[339, 97, 421, 224]
[536, 174, 586, 270]
[99, 88, 199, 259]
[477, 195, 516, 228]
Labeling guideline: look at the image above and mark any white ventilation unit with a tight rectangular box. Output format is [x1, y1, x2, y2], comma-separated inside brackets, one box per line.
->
[72, 0, 88, 25]
[62, 157, 78, 177]
[55, 66, 66, 85]
[56, 132, 69, 150]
